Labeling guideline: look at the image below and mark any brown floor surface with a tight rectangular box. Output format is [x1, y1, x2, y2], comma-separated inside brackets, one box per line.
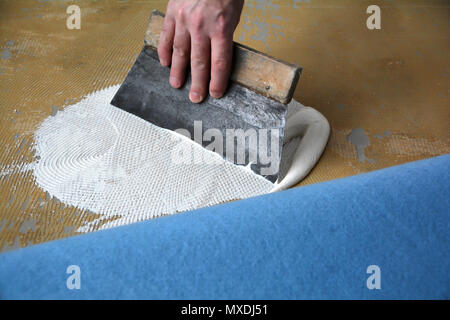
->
[0, 0, 448, 251]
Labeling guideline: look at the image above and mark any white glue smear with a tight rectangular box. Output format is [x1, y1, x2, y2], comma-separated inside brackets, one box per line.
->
[32, 86, 274, 232]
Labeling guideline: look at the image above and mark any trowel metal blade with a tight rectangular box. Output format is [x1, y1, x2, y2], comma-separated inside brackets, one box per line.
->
[111, 46, 287, 182]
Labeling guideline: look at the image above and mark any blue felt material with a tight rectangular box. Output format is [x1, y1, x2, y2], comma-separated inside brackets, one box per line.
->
[0, 155, 449, 300]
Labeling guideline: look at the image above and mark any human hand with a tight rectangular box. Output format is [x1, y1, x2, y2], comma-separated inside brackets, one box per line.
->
[157, 0, 244, 103]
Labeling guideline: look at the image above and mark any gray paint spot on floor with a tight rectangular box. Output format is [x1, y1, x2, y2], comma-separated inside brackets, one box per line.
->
[238, 31, 245, 42]
[241, 1, 288, 52]
[0, 220, 7, 233]
[251, 17, 270, 51]
[64, 98, 76, 105]
[21, 196, 30, 212]
[52, 195, 64, 208]
[374, 130, 391, 140]
[1, 48, 11, 60]
[38, 197, 47, 207]
[347, 128, 374, 163]
[50, 105, 60, 116]
[7, 221, 15, 230]
[2, 237, 21, 252]
[16, 138, 27, 154]
[63, 226, 75, 235]
[336, 103, 348, 112]
[19, 219, 37, 233]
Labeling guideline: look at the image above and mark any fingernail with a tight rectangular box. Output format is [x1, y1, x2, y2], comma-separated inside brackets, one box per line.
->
[170, 77, 180, 88]
[210, 91, 223, 99]
[190, 91, 203, 103]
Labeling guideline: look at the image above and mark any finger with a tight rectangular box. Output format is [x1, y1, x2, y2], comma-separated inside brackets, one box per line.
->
[169, 24, 190, 89]
[157, 17, 175, 67]
[189, 34, 210, 103]
[210, 36, 233, 98]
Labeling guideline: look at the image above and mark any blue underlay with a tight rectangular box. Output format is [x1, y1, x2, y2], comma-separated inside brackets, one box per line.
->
[0, 154, 449, 299]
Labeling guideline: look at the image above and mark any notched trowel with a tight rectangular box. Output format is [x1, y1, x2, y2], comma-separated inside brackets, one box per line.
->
[111, 10, 301, 183]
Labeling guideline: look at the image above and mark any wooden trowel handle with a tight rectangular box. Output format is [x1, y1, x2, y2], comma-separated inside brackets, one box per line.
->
[144, 10, 301, 104]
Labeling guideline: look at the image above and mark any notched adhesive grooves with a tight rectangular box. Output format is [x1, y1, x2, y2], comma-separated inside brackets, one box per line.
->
[32, 86, 274, 232]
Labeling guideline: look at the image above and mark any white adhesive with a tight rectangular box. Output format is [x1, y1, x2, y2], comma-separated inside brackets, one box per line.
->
[32, 86, 274, 232]
[22, 85, 329, 232]
[273, 100, 330, 192]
